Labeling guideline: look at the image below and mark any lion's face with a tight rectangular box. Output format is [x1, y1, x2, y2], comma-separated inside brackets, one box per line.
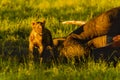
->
[32, 21, 45, 36]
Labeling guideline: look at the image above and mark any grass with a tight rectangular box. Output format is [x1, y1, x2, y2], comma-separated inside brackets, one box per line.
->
[0, 0, 120, 80]
[1, 60, 120, 80]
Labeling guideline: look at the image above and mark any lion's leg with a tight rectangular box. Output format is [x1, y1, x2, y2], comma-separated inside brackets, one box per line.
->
[38, 46, 43, 55]
[37, 46, 43, 63]
[29, 42, 34, 60]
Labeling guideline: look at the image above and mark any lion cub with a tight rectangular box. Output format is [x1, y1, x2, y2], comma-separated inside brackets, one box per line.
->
[29, 20, 53, 60]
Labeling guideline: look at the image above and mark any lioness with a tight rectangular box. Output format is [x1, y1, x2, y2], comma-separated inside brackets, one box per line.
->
[60, 7, 120, 63]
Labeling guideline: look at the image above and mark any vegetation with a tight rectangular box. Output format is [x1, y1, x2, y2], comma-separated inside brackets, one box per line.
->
[0, 0, 120, 80]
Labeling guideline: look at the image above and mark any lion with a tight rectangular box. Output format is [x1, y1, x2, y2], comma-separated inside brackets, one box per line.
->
[60, 7, 120, 63]
[60, 34, 120, 65]
[87, 35, 120, 48]
[29, 20, 54, 63]
[63, 7, 120, 44]
[62, 20, 86, 26]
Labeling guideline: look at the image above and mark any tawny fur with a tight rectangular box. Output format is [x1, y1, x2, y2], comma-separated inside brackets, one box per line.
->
[87, 35, 107, 48]
[65, 7, 120, 42]
[61, 7, 120, 59]
[62, 21, 86, 26]
[53, 37, 65, 47]
[112, 35, 120, 47]
[29, 20, 53, 59]
[87, 35, 120, 48]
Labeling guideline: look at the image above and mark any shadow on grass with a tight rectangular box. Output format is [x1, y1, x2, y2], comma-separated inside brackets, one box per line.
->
[91, 46, 120, 67]
[0, 39, 29, 63]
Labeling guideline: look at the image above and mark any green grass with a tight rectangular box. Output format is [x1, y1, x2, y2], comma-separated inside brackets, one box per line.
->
[0, 0, 120, 80]
[1, 60, 120, 80]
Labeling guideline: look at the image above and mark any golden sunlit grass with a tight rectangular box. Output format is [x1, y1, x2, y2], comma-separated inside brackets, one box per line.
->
[0, 0, 120, 80]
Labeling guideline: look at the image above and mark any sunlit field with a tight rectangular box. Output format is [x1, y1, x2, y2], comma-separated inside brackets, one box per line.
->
[0, 0, 120, 80]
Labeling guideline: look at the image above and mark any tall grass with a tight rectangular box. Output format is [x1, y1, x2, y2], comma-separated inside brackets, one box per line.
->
[0, 0, 120, 80]
[0, 0, 120, 38]
[1, 60, 120, 80]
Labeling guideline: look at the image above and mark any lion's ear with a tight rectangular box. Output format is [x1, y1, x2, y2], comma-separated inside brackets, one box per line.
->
[41, 19, 46, 27]
[41, 18, 46, 24]
[42, 19, 46, 24]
